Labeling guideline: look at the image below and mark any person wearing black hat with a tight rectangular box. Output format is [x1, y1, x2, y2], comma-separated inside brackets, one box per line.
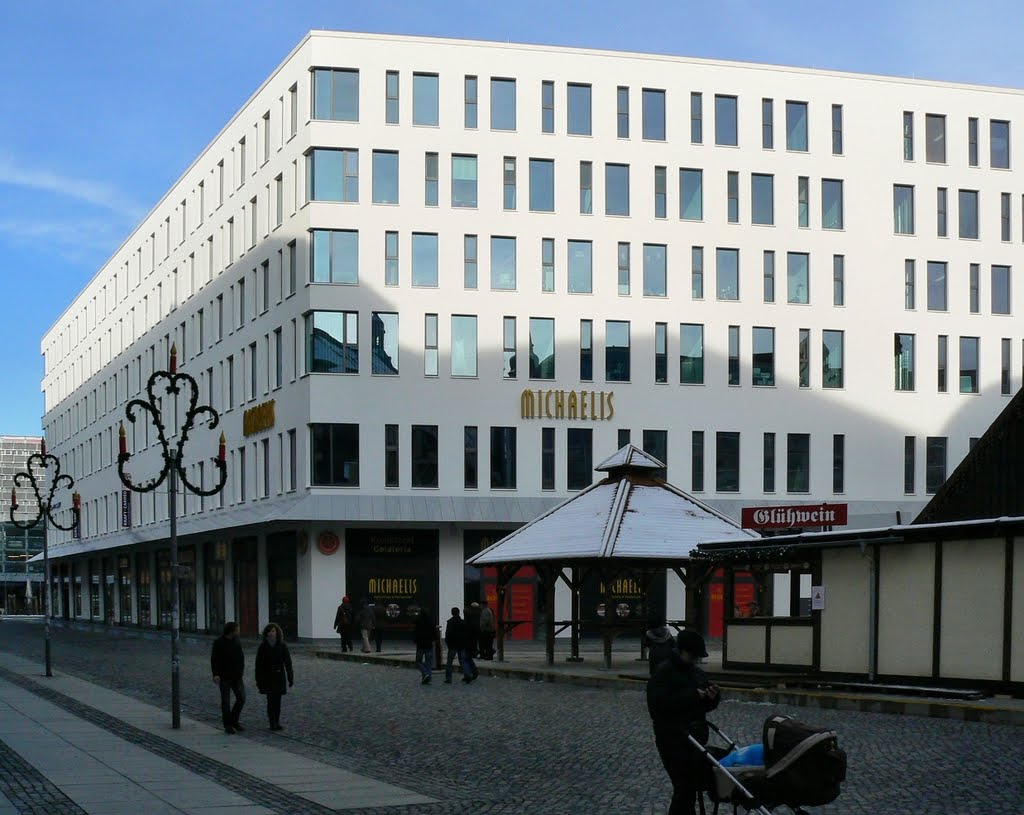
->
[646, 629, 720, 814]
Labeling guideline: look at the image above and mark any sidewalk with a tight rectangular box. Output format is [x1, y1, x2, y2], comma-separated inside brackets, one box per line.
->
[0, 652, 433, 815]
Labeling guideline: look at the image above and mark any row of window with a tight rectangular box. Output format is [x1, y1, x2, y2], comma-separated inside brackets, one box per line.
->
[903, 261, 1012, 315]
[893, 185, 1024, 242]
[894, 334, 1016, 395]
[902, 112, 1011, 169]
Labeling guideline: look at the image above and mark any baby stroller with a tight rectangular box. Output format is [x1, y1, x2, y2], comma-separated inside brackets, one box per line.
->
[689, 715, 846, 815]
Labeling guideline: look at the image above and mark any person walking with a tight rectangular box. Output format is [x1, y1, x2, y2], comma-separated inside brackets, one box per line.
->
[643, 614, 677, 677]
[413, 608, 435, 685]
[465, 602, 481, 659]
[210, 621, 246, 734]
[333, 595, 355, 652]
[646, 630, 721, 815]
[357, 599, 375, 653]
[255, 622, 294, 731]
[444, 607, 477, 684]
[478, 599, 496, 660]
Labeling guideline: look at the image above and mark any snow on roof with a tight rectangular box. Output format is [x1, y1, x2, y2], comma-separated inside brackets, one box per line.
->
[595, 444, 665, 471]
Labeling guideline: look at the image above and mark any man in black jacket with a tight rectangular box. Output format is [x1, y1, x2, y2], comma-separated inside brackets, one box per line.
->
[443, 607, 477, 684]
[646, 629, 720, 815]
[211, 621, 246, 734]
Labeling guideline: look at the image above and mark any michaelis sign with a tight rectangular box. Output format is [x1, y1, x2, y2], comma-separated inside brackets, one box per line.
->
[741, 503, 848, 530]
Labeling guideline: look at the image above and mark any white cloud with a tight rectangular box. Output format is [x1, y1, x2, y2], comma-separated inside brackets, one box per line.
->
[0, 215, 125, 264]
[0, 156, 144, 221]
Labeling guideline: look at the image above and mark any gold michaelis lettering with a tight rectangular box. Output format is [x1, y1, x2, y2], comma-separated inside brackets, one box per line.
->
[518, 389, 616, 421]
[580, 390, 589, 420]
[367, 577, 419, 595]
[599, 578, 642, 596]
[520, 389, 536, 419]
[555, 390, 565, 418]
[243, 400, 276, 437]
[567, 391, 578, 419]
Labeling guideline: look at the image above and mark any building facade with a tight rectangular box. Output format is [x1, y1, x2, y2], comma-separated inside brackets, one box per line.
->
[39, 32, 1023, 638]
[0, 435, 44, 613]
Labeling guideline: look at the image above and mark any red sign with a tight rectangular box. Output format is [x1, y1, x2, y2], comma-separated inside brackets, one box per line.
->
[317, 531, 340, 556]
[741, 503, 848, 530]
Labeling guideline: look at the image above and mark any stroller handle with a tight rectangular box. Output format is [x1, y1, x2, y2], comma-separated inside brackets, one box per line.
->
[707, 720, 738, 753]
[687, 734, 773, 815]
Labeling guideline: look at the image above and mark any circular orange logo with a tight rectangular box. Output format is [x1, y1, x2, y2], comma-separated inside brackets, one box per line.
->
[317, 531, 340, 556]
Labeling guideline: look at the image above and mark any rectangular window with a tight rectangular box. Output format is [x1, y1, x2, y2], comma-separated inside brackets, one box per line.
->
[385, 70, 400, 124]
[605, 321, 630, 382]
[642, 430, 668, 477]
[529, 159, 555, 212]
[424, 152, 439, 206]
[503, 157, 517, 210]
[762, 98, 774, 149]
[1002, 193, 1011, 241]
[832, 435, 845, 493]
[306, 311, 358, 374]
[959, 189, 979, 238]
[728, 325, 740, 386]
[410, 425, 439, 488]
[680, 168, 703, 220]
[1002, 338, 1012, 395]
[690, 92, 702, 144]
[286, 240, 297, 296]
[926, 114, 946, 163]
[752, 327, 775, 386]
[501, 316, 517, 380]
[654, 166, 667, 219]
[384, 230, 399, 286]
[491, 78, 516, 131]
[274, 175, 283, 227]
[311, 229, 358, 284]
[580, 320, 593, 382]
[715, 95, 738, 146]
[371, 312, 398, 375]
[927, 261, 948, 311]
[763, 250, 775, 303]
[249, 341, 258, 399]
[412, 232, 439, 287]
[691, 246, 704, 299]
[785, 252, 809, 304]
[716, 247, 739, 301]
[691, 431, 705, 491]
[617, 242, 630, 296]
[937, 335, 948, 393]
[751, 174, 774, 225]
[903, 111, 914, 160]
[895, 333, 915, 391]
[959, 336, 979, 393]
[568, 240, 593, 294]
[654, 322, 668, 384]
[464, 76, 478, 129]
[542, 237, 555, 292]
[833, 255, 845, 306]
[451, 315, 478, 377]
[787, 433, 810, 493]
[715, 432, 740, 492]
[992, 265, 1011, 314]
[289, 84, 298, 137]
[412, 73, 439, 126]
[579, 161, 593, 214]
[306, 148, 358, 202]
[937, 187, 948, 237]
[617, 86, 629, 138]
[541, 80, 555, 134]
[822, 179, 844, 229]
[643, 243, 667, 297]
[894, 185, 915, 234]
[384, 424, 399, 487]
[529, 318, 555, 380]
[786, 101, 808, 151]
[763, 432, 776, 492]
[424, 314, 438, 377]
[605, 163, 630, 216]
[822, 330, 844, 388]
[567, 428, 593, 490]
[490, 427, 517, 489]
[464, 234, 478, 289]
[313, 68, 358, 122]
[991, 120, 1010, 168]
[542, 427, 555, 490]
[968, 116, 979, 166]
[679, 323, 704, 384]
[832, 104, 843, 154]
[969, 263, 980, 313]
[371, 150, 399, 204]
[464, 426, 478, 488]
[310, 423, 359, 486]
[905, 259, 916, 309]
[727, 171, 739, 223]
[643, 88, 666, 140]
[926, 437, 947, 494]
[567, 83, 592, 136]
[904, 436, 915, 494]
[798, 176, 809, 227]
[273, 327, 282, 388]
[491, 235, 517, 290]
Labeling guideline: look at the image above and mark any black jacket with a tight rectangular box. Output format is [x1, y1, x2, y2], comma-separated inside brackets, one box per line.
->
[444, 616, 465, 649]
[413, 614, 436, 649]
[255, 641, 293, 695]
[210, 635, 244, 682]
[334, 602, 354, 632]
[646, 652, 720, 748]
[644, 626, 677, 677]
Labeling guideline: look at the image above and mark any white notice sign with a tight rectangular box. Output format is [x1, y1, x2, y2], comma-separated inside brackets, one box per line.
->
[811, 585, 825, 611]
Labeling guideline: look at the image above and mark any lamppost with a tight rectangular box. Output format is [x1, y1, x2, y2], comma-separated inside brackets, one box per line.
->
[9, 439, 81, 678]
[118, 344, 227, 729]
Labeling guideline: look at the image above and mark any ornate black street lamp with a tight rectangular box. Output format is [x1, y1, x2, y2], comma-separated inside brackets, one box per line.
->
[9, 440, 81, 678]
[118, 344, 226, 729]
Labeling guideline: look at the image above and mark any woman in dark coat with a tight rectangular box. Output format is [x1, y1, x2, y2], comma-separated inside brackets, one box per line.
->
[255, 622, 293, 731]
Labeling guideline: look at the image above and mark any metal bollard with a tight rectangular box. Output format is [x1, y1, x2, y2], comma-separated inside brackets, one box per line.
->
[433, 625, 443, 669]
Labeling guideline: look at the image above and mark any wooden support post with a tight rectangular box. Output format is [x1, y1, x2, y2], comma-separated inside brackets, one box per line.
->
[543, 567, 556, 666]
[600, 567, 614, 670]
[565, 565, 583, 662]
[496, 567, 508, 663]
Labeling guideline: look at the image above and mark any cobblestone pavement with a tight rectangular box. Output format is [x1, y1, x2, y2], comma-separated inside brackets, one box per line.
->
[0, 736, 86, 815]
[2, 622, 1023, 815]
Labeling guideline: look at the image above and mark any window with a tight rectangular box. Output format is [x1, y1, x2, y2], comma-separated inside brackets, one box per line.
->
[762, 98, 773, 149]
[412, 73, 438, 126]
[274, 175, 283, 227]
[643, 244, 667, 297]
[605, 321, 630, 381]
[716, 432, 740, 492]
[751, 174, 774, 225]
[580, 320, 593, 381]
[384, 424, 399, 487]
[306, 311, 357, 374]
[822, 179, 844, 229]
[452, 156, 478, 208]
[692, 246, 704, 299]
[960, 336, 979, 393]
[617, 429, 631, 449]
[905, 260, 916, 309]
[568, 240, 593, 294]
[541, 80, 555, 134]
[763, 433, 776, 492]
[384, 230, 399, 286]
[491, 236, 517, 290]
[968, 117, 979, 166]
[679, 168, 703, 220]
[690, 92, 702, 143]
[311, 229, 358, 284]
[654, 166, 667, 218]
[926, 437, 947, 494]
[786, 101, 808, 151]
[904, 436, 915, 494]
[411, 425, 438, 488]
[970, 264, 980, 313]
[822, 330, 844, 388]
[937, 335, 948, 393]
[617, 242, 630, 295]
[313, 68, 358, 121]
[385, 70, 400, 124]
[451, 315, 477, 377]
[249, 341, 258, 399]
[371, 150, 399, 204]
[310, 423, 359, 486]
[679, 323, 704, 382]
[715, 95, 738, 146]
[273, 328, 282, 388]
[691, 431, 705, 491]
[412, 233, 439, 287]
[832, 104, 843, 154]
[752, 327, 775, 386]
[424, 314, 438, 376]
[503, 157, 517, 210]
[542, 427, 555, 490]
[833, 435, 845, 493]
[464, 235, 478, 289]
[643, 89, 666, 140]
[529, 318, 555, 379]
[895, 333, 915, 390]
[894, 185, 914, 234]
[464, 76, 478, 129]
[605, 164, 630, 216]
[464, 426, 478, 488]
[286, 240, 297, 296]
[654, 322, 668, 384]
[727, 171, 739, 223]
[1002, 193, 1012, 241]
[763, 251, 775, 303]
[728, 325, 740, 385]
[307, 148, 358, 202]
[491, 78, 516, 131]
[567, 428, 593, 490]
[937, 188, 948, 237]
[617, 86, 629, 138]
[959, 190, 979, 238]
[787, 433, 810, 492]
[529, 159, 555, 212]
[502, 316, 517, 379]
[424, 152, 438, 206]
[567, 83, 592, 135]
[579, 161, 593, 214]
[926, 114, 946, 163]
[289, 84, 298, 137]
[542, 238, 555, 292]
[925, 261, 947, 311]
[992, 265, 1011, 314]
[643, 430, 668, 477]
[797, 176, 809, 227]
[490, 427, 517, 489]
[991, 120, 1010, 168]
[833, 255, 845, 306]
[716, 248, 739, 301]
[903, 111, 914, 160]
[1002, 338, 1012, 395]
[371, 312, 398, 375]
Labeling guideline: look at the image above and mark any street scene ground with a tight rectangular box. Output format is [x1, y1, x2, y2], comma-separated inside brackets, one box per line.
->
[0, 620, 1022, 814]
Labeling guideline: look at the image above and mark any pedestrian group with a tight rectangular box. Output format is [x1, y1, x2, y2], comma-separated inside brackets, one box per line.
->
[211, 621, 294, 733]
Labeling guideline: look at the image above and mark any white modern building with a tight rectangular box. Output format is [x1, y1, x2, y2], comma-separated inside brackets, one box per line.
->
[38, 31, 1023, 639]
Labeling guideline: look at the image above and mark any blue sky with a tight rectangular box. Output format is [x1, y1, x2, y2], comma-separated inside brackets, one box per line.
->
[1, 0, 1022, 436]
